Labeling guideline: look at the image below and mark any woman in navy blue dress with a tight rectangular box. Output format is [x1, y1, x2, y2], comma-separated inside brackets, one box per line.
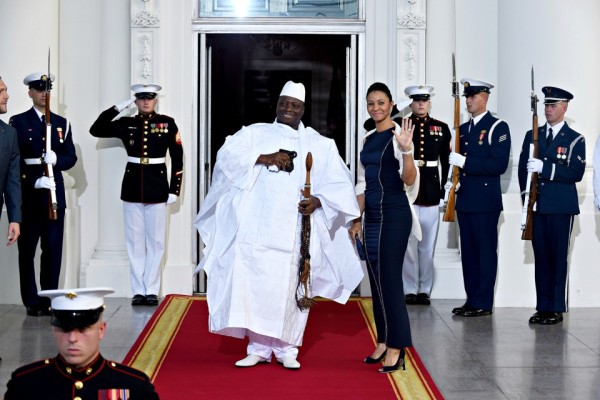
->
[350, 82, 417, 373]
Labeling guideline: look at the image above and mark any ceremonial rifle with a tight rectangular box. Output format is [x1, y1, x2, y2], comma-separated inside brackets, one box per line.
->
[521, 66, 539, 240]
[44, 49, 58, 220]
[442, 53, 460, 222]
[296, 152, 315, 311]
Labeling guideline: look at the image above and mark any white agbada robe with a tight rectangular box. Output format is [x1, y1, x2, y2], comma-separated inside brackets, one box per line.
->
[195, 120, 363, 346]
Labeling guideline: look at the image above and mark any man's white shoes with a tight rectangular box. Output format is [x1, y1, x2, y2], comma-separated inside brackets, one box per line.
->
[277, 356, 301, 369]
[235, 354, 267, 367]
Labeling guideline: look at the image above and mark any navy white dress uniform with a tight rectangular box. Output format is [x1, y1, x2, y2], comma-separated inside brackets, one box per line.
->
[90, 84, 183, 306]
[401, 85, 451, 305]
[451, 79, 511, 317]
[518, 87, 585, 325]
[4, 288, 160, 399]
[9, 72, 77, 316]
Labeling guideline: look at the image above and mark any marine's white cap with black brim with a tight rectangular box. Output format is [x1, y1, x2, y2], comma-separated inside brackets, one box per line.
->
[542, 86, 573, 104]
[39, 287, 114, 330]
[460, 78, 494, 96]
[279, 81, 305, 102]
[404, 85, 434, 101]
[131, 83, 162, 99]
[24, 72, 55, 91]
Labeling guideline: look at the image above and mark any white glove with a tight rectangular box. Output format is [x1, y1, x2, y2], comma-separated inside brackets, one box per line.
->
[527, 158, 543, 173]
[115, 98, 136, 112]
[167, 193, 177, 204]
[444, 182, 452, 191]
[34, 176, 56, 190]
[449, 152, 466, 168]
[595, 197, 600, 211]
[43, 150, 57, 166]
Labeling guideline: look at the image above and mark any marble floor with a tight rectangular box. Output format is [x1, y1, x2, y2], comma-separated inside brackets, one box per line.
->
[0, 298, 599, 399]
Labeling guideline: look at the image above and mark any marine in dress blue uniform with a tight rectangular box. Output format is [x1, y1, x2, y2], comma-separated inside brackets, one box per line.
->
[449, 79, 511, 317]
[9, 72, 77, 316]
[4, 287, 160, 399]
[401, 85, 451, 305]
[518, 87, 585, 325]
[89, 84, 183, 306]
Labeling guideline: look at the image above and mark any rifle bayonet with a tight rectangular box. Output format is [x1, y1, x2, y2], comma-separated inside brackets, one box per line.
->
[530, 65, 538, 114]
[452, 53, 458, 99]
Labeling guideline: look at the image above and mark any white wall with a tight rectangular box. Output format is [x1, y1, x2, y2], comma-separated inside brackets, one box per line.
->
[1, 0, 599, 307]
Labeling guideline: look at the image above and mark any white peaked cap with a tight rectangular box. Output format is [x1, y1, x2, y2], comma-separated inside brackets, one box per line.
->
[23, 72, 55, 87]
[279, 81, 305, 102]
[131, 83, 162, 95]
[39, 287, 115, 310]
[404, 85, 434, 97]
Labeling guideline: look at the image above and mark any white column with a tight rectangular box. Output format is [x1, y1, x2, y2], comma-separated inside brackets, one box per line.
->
[86, 0, 132, 296]
[396, 0, 427, 99]
[425, 0, 464, 300]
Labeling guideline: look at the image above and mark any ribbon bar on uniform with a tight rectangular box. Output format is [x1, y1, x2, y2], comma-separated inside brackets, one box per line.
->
[127, 157, 166, 165]
[416, 160, 439, 167]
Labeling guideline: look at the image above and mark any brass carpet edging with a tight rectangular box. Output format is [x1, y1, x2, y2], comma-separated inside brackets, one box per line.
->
[128, 295, 197, 380]
[358, 298, 440, 399]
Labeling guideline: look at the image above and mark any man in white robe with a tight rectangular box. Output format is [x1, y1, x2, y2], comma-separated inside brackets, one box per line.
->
[195, 81, 363, 369]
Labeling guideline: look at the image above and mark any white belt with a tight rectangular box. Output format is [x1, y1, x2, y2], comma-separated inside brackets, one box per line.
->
[127, 157, 166, 165]
[24, 158, 43, 165]
[416, 160, 438, 167]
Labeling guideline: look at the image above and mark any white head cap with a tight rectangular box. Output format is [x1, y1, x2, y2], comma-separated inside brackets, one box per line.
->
[279, 81, 305, 102]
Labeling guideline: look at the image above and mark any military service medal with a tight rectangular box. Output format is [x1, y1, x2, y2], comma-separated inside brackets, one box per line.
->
[478, 130, 487, 145]
[557, 147, 567, 159]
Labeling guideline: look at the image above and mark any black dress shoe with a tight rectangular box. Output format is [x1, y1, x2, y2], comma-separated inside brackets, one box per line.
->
[528, 311, 543, 324]
[379, 348, 406, 373]
[26, 305, 44, 317]
[405, 294, 417, 305]
[541, 312, 563, 325]
[364, 349, 386, 364]
[452, 304, 467, 314]
[416, 293, 430, 305]
[131, 294, 146, 306]
[458, 306, 492, 317]
[145, 295, 159, 306]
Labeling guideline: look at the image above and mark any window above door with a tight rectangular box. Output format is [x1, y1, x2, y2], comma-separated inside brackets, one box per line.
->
[199, 0, 360, 19]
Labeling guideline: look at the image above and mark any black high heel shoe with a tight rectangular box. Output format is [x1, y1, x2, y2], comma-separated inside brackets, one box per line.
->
[378, 348, 406, 373]
[363, 349, 387, 364]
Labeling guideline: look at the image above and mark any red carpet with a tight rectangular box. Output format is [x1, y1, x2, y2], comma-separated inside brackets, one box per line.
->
[123, 295, 443, 399]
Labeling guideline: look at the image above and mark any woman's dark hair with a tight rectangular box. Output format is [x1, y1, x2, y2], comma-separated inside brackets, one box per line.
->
[366, 82, 393, 102]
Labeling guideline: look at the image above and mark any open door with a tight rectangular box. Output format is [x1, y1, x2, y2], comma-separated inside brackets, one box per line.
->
[195, 33, 360, 293]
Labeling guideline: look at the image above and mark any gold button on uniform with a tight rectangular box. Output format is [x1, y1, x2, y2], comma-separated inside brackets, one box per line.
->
[86, 368, 93, 375]
[66, 367, 72, 374]
[75, 381, 83, 390]
[75, 397, 82, 400]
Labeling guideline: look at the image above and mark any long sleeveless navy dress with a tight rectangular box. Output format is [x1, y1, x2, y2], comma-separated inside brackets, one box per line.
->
[361, 128, 412, 349]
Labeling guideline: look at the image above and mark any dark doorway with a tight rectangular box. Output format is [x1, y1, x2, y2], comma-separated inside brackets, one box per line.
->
[205, 34, 351, 168]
